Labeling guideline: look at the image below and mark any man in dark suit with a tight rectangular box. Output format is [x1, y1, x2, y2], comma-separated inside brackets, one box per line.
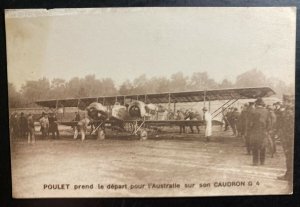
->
[266, 105, 277, 157]
[277, 95, 294, 183]
[248, 98, 271, 166]
[19, 112, 28, 139]
[231, 108, 240, 136]
[27, 113, 35, 144]
[238, 103, 248, 140]
[49, 113, 60, 139]
[184, 109, 200, 134]
[245, 102, 255, 155]
[176, 110, 186, 134]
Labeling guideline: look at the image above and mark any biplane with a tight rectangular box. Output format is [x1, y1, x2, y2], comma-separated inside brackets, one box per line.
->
[35, 86, 275, 139]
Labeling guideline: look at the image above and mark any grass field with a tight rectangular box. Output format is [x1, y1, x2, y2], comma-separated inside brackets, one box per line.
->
[10, 127, 291, 198]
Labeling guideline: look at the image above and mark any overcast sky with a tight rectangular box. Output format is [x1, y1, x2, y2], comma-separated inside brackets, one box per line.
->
[5, 7, 296, 90]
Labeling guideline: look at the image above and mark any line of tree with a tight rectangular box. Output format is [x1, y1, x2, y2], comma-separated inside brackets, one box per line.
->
[8, 69, 294, 108]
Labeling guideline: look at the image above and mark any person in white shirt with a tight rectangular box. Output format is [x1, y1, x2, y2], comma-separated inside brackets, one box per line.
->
[203, 107, 212, 142]
[161, 109, 169, 121]
[74, 113, 90, 141]
[39, 113, 49, 138]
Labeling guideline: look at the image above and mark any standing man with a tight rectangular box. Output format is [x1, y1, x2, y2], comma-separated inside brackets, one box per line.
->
[185, 109, 200, 134]
[45, 114, 50, 136]
[39, 112, 49, 138]
[267, 105, 277, 157]
[72, 111, 81, 136]
[194, 109, 203, 134]
[74, 111, 81, 121]
[222, 107, 230, 131]
[27, 113, 35, 144]
[19, 112, 28, 139]
[231, 108, 240, 136]
[239, 103, 249, 141]
[176, 109, 186, 134]
[49, 113, 60, 139]
[184, 109, 193, 133]
[162, 109, 169, 121]
[227, 107, 235, 134]
[277, 95, 294, 184]
[48, 113, 55, 138]
[245, 102, 255, 155]
[248, 98, 270, 166]
[74, 113, 90, 141]
[9, 112, 19, 139]
[203, 107, 212, 142]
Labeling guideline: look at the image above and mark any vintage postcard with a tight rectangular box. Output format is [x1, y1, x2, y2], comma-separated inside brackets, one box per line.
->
[6, 7, 296, 198]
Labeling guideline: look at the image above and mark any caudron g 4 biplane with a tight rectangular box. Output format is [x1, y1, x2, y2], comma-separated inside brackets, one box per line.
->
[35, 87, 275, 139]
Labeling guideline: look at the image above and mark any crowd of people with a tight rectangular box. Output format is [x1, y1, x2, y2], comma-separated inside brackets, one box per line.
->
[9, 96, 294, 183]
[222, 96, 294, 182]
[176, 109, 202, 134]
[9, 111, 60, 144]
[175, 107, 212, 141]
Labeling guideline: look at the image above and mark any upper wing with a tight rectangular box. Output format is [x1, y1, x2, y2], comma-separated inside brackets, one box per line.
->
[35, 86, 275, 108]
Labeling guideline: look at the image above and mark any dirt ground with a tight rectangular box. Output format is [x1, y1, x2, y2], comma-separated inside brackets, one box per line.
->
[10, 126, 292, 198]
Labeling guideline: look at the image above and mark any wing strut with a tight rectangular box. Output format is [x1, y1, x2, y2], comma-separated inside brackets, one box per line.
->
[77, 99, 80, 110]
[168, 93, 171, 111]
[211, 99, 232, 116]
[91, 121, 104, 135]
[133, 118, 146, 135]
[55, 100, 59, 110]
[211, 98, 239, 119]
[203, 89, 206, 107]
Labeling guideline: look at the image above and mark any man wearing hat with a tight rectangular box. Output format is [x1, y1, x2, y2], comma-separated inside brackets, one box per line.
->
[19, 112, 28, 139]
[49, 113, 60, 139]
[27, 113, 35, 144]
[39, 112, 49, 138]
[277, 95, 294, 184]
[248, 98, 270, 165]
[266, 105, 277, 157]
[74, 113, 90, 141]
[238, 103, 249, 140]
[176, 109, 186, 134]
[185, 109, 200, 134]
[231, 108, 240, 136]
[244, 102, 255, 155]
[9, 112, 19, 139]
[203, 107, 212, 141]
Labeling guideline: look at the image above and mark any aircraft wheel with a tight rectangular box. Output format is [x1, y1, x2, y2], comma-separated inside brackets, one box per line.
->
[97, 129, 105, 140]
[140, 129, 148, 140]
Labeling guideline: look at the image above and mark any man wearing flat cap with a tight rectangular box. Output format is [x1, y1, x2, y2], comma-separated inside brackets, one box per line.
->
[248, 98, 271, 166]
[203, 107, 212, 142]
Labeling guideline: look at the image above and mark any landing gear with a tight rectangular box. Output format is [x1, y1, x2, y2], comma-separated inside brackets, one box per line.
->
[132, 120, 148, 140]
[97, 129, 105, 140]
[140, 129, 148, 140]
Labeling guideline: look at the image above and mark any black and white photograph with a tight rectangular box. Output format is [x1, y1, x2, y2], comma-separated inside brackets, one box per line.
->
[5, 7, 296, 198]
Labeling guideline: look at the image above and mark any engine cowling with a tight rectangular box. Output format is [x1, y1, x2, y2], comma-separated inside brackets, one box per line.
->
[128, 101, 146, 118]
[145, 103, 158, 115]
[86, 102, 108, 121]
[112, 102, 128, 121]
[128, 101, 158, 118]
